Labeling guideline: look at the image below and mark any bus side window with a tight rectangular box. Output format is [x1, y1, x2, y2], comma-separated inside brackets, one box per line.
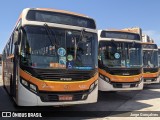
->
[11, 34, 15, 55]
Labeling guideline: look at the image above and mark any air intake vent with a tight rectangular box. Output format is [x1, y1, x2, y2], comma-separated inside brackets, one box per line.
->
[20, 65, 97, 81]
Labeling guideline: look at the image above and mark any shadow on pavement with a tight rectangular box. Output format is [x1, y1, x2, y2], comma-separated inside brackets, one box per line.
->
[0, 83, 160, 119]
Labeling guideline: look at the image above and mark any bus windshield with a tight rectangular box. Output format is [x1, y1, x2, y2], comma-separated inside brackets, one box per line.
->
[143, 50, 158, 68]
[99, 41, 142, 68]
[20, 26, 97, 70]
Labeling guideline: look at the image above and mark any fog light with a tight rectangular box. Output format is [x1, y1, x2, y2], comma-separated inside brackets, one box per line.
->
[82, 94, 88, 99]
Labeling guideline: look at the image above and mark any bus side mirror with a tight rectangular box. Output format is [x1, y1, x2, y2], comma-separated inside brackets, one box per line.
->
[13, 30, 19, 45]
[14, 45, 19, 56]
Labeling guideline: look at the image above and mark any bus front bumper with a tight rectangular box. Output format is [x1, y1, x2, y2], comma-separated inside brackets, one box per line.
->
[98, 77, 143, 91]
[17, 80, 98, 106]
[143, 77, 160, 84]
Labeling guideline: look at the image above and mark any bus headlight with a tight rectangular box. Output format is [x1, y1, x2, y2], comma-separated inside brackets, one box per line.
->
[99, 74, 110, 83]
[139, 77, 143, 83]
[30, 84, 37, 93]
[99, 74, 104, 79]
[90, 83, 94, 91]
[89, 80, 98, 93]
[21, 79, 28, 86]
[95, 80, 98, 85]
[20, 78, 38, 94]
[104, 77, 110, 83]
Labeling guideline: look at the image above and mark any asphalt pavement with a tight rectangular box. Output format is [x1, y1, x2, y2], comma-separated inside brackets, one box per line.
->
[0, 75, 160, 120]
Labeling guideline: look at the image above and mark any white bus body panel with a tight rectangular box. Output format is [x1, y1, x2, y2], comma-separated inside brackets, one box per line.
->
[98, 77, 143, 91]
[144, 77, 160, 84]
[17, 80, 98, 106]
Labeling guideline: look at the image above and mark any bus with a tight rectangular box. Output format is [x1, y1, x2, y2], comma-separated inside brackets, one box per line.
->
[142, 42, 159, 84]
[158, 47, 160, 82]
[158, 47, 160, 66]
[0, 54, 2, 74]
[0, 54, 2, 65]
[2, 8, 98, 106]
[98, 28, 143, 91]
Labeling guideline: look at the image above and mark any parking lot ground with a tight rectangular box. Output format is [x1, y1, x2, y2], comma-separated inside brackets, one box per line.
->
[0, 75, 160, 120]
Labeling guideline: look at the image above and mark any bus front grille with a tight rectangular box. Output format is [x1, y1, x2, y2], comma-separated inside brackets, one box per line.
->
[34, 69, 97, 81]
[39, 90, 88, 102]
[20, 65, 97, 81]
[111, 81, 140, 88]
[143, 68, 159, 73]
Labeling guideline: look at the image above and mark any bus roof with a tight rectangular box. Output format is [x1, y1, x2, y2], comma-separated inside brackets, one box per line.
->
[99, 29, 140, 34]
[15, 8, 96, 30]
[98, 29, 141, 42]
[36, 8, 88, 18]
[18, 8, 90, 21]
[142, 42, 158, 50]
[141, 42, 157, 45]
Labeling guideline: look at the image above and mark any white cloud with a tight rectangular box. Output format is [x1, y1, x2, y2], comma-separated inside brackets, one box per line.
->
[143, 30, 160, 46]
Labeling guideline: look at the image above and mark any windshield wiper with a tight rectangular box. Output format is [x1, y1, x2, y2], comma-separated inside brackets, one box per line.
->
[74, 28, 86, 60]
[80, 28, 85, 41]
[150, 50, 154, 60]
[43, 23, 58, 55]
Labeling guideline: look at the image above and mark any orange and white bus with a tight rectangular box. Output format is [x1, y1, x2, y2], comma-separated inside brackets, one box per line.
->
[98, 28, 143, 91]
[142, 42, 159, 84]
[0, 54, 2, 65]
[158, 47, 160, 82]
[158, 47, 160, 66]
[2, 8, 98, 106]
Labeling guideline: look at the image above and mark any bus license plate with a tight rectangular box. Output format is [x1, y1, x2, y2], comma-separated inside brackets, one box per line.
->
[59, 95, 73, 101]
[146, 80, 152, 82]
[122, 84, 130, 88]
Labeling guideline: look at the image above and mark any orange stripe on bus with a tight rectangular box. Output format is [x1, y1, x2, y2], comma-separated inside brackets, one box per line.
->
[143, 72, 159, 78]
[99, 68, 142, 83]
[20, 68, 98, 92]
